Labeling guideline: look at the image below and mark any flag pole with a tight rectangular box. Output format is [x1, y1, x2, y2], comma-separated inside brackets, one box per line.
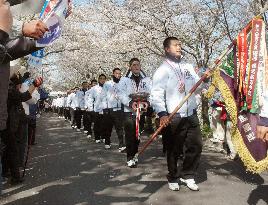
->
[134, 2, 268, 161]
[134, 42, 234, 160]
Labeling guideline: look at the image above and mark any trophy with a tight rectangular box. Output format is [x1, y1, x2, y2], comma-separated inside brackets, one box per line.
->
[129, 92, 150, 112]
[129, 92, 150, 139]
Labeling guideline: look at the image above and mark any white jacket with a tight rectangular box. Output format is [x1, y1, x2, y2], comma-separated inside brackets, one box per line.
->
[20, 81, 40, 115]
[52, 98, 56, 107]
[75, 89, 87, 109]
[86, 85, 103, 112]
[66, 93, 72, 107]
[68, 92, 77, 109]
[84, 89, 91, 110]
[118, 74, 152, 113]
[151, 59, 200, 118]
[63, 96, 68, 107]
[58, 97, 65, 108]
[98, 80, 122, 111]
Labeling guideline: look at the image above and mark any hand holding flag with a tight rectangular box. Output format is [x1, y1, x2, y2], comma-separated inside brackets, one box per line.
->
[22, 20, 49, 39]
[36, 0, 72, 47]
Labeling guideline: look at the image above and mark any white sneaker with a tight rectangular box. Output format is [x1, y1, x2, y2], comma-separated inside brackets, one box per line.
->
[105, 145, 111, 149]
[127, 160, 136, 168]
[133, 157, 138, 164]
[168, 182, 180, 191]
[74, 126, 77, 129]
[180, 178, 199, 191]
[210, 138, 222, 143]
[87, 134, 92, 139]
[118, 146, 126, 152]
[84, 131, 88, 134]
[95, 140, 101, 143]
[102, 139, 105, 143]
[76, 128, 81, 132]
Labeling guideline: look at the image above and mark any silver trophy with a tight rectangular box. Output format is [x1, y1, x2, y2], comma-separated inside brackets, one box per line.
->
[129, 92, 150, 112]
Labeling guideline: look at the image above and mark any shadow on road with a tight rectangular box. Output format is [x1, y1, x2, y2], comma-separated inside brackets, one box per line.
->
[1, 113, 267, 205]
[247, 185, 268, 205]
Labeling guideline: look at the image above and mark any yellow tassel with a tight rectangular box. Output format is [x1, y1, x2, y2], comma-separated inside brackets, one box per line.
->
[212, 69, 268, 173]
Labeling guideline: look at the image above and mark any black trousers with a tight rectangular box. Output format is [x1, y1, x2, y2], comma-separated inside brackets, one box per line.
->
[124, 113, 140, 161]
[70, 108, 76, 126]
[64, 108, 70, 120]
[155, 117, 167, 153]
[58, 107, 64, 117]
[1, 129, 21, 180]
[74, 109, 84, 129]
[84, 111, 94, 135]
[102, 110, 124, 146]
[94, 113, 104, 140]
[28, 119, 36, 145]
[163, 113, 203, 182]
[139, 107, 154, 132]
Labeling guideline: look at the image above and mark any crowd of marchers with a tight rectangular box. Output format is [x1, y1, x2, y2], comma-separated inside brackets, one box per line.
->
[49, 37, 242, 192]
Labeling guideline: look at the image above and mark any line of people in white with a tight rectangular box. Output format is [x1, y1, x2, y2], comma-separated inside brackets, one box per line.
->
[52, 61, 152, 163]
[51, 37, 219, 192]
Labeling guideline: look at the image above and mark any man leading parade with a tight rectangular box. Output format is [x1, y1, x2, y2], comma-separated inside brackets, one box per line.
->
[151, 37, 207, 191]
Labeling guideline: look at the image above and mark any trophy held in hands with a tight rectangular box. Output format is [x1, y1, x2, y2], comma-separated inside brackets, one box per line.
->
[129, 92, 150, 140]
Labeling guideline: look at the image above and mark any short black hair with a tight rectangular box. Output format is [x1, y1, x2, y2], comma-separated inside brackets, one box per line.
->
[98, 74, 106, 79]
[23, 72, 31, 79]
[74, 87, 79, 89]
[82, 81, 88, 85]
[113, 68, 121, 73]
[163, 37, 180, 49]
[129, 58, 140, 66]
[91, 79, 97, 84]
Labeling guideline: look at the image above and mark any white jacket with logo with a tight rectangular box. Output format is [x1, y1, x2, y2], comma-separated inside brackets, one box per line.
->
[85, 85, 103, 113]
[98, 80, 122, 111]
[75, 89, 87, 110]
[68, 92, 77, 109]
[118, 74, 152, 113]
[151, 59, 200, 118]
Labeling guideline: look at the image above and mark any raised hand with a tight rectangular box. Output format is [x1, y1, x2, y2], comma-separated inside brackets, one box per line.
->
[33, 76, 43, 87]
[22, 20, 48, 39]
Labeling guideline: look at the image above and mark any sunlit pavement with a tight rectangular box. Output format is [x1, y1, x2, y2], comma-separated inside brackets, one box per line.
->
[0, 113, 267, 205]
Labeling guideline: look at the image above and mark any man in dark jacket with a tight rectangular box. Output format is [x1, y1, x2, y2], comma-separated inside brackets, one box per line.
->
[0, 0, 48, 132]
[0, 0, 47, 189]
[2, 71, 42, 184]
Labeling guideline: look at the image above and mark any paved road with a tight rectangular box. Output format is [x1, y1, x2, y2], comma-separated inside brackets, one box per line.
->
[0, 113, 267, 205]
